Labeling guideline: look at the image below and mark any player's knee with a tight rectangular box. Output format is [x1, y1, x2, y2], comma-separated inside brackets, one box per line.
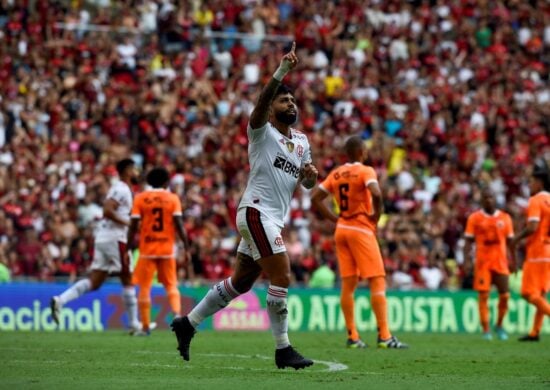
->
[232, 278, 254, 294]
[89, 280, 102, 291]
[166, 286, 179, 296]
[270, 272, 291, 289]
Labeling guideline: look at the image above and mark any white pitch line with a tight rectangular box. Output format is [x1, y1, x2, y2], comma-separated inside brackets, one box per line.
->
[3, 347, 350, 373]
[199, 353, 349, 372]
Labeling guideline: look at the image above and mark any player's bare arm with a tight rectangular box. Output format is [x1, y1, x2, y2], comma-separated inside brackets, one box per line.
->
[126, 218, 140, 250]
[249, 42, 298, 129]
[300, 163, 318, 189]
[506, 236, 517, 273]
[463, 236, 474, 274]
[103, 198, 130, 226]
[510, 220, 538, 268]
[367, 181, 383, 224]
[174, 216, 191, 264]
[311, 186, 338, 224]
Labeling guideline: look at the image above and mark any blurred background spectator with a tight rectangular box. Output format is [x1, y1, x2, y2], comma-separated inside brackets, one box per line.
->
[1, 0, 549, 289]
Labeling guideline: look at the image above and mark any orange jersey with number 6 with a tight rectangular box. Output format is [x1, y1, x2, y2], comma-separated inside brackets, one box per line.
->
[131, 189, 183, 258]
[319, 162, 378, 231]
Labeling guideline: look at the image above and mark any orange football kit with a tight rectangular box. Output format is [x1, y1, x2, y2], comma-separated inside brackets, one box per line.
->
[320, 163, 390, 341]
[464, 210, 514, 291]
[131, 189, 183, 330]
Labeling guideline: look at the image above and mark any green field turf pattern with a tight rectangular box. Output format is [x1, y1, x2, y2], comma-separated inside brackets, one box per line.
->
[1, 331, 549, 389]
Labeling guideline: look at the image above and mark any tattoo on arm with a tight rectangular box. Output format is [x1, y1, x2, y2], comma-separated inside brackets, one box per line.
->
[249, 78, 281, 129]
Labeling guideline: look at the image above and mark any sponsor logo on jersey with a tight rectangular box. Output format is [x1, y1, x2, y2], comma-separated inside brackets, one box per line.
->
[144, 236, 169, 243]
[274, 236, 284, 246]
[273, 156, 300, 178]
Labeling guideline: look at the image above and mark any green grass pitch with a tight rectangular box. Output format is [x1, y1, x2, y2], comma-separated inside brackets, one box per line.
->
[1, 330, 549, 389]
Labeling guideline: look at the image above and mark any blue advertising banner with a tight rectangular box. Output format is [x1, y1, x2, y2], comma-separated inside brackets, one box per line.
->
[1, 282, 548, 334]
[0, 282, 208, 331]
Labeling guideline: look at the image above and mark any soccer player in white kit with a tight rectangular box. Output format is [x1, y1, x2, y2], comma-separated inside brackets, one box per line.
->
[50, 159, 142, 333]
[172, 42, 319, 370]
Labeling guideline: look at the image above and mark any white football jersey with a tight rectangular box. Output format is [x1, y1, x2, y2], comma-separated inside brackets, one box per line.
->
[238, 122, 312, 227]
[94, 180, 133, 243]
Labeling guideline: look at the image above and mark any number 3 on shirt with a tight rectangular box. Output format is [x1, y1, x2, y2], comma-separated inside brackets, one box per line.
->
[339, 183, 349, 211]
[152, 207, 164, 232]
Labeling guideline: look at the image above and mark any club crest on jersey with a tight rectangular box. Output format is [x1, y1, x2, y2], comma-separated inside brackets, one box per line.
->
[286, 142, 295, 153]
[497, 221, 504, 228]
[297, 144, 304, 158]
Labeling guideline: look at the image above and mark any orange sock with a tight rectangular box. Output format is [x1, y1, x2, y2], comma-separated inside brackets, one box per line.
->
[137, 285, 152, 330]
[530, 296, 550, 316]
[370, 276, 391, 340]
[497, 292, 509, 327]
[340, 276, 359, 341]
[478, 291, 490, 333]
[167, 287, 182, 316]
[530, 309, 545, 337]
[138, 300, 151, 330]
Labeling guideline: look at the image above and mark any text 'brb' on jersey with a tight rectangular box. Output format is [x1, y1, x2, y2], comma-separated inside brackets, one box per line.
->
[95, 180, 133, 244]
[319, 162, 378, 231]
[131, 188, 183, 258]
[239, 122, 312, 227]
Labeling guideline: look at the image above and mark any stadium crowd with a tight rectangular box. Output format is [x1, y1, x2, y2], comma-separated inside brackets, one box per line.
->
[1, 0, 549, 289]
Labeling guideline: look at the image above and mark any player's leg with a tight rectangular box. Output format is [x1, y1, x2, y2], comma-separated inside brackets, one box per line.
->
[118, 243, 140, 332]
[187, 251, 260, 328]
[518, 262, 548, 341]
[240, 207, 312, 369]
[341, 275, 363, 346]
[521, 266, 550, 315]
[474, 265, 492, 339]
[50, 242, 110, 325]
[347, 229, 407, 348]
[172, 251, 261, 361]
[334, 229, 363, 347]
[132, 258, 156, 333]
[492, 272, 510, 340]
[257, 252, 313, 369]
[157, 258, 182, 317]
[368, 276, 407, 348]
[519, 309, 544, 341]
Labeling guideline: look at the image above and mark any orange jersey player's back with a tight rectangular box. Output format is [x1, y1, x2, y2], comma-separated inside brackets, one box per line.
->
[525, 191, 550, 262]
[464, 210, 514, 266]
[319, 162, 377, 231]
[131, 189, 183, 258]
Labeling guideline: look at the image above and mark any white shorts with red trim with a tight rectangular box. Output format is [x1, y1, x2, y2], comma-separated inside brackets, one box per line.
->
[236, 207, 286, 261]
[90, 240, 130, 275]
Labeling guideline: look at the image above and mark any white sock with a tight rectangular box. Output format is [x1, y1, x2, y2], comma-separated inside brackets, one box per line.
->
[188, 278, 239, 328]
[57, 279, 92, 305]
[267, 285, 290, 349]
[122, 286, 139, 328]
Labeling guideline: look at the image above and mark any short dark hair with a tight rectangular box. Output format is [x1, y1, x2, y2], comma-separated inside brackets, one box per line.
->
[146, 167, 170, 188]
[116, 158, 135, 176]
[274, 84, 294, 98]
[533, 157, 550, 191]
[344, 136, 364, 159]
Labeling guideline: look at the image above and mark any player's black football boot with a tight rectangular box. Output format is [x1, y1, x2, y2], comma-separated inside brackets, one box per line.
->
[171, 316, 196, 361]
[275, 345, 314, 370]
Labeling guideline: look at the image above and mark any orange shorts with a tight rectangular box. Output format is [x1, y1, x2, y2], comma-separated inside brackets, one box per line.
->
[132, 257, 178, 289]
[334, 225, 385, 279]
[473, 261, 509, 292]
[521, 261, 550, 297]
